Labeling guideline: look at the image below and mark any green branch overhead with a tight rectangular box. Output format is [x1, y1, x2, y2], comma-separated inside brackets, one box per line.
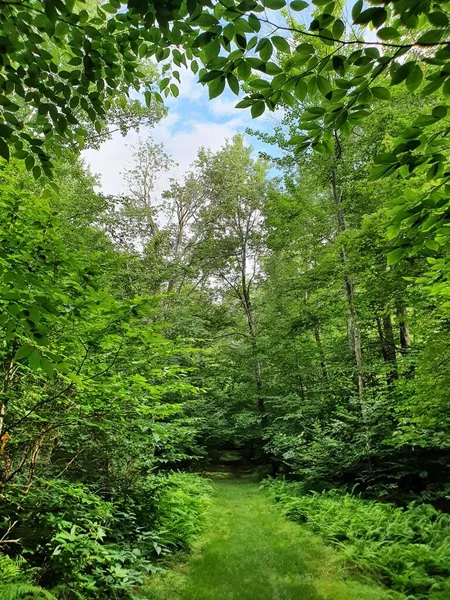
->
[0, 0, 449, 174]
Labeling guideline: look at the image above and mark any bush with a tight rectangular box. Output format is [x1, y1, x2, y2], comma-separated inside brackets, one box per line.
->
[264, 479, 450, 600]
[0, 474, 212, 599]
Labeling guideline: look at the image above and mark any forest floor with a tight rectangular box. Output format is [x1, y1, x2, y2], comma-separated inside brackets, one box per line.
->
[141, 476, 393, 600]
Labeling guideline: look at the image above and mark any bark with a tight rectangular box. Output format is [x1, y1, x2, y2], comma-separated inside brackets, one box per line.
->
[376, 314, 398, 386]
[330, 134, 372, 476]
[313, 323, 328, 381]
[243, 288, 264, 412]
[397, 302, 411, 353]
[330, 150, 366, 419]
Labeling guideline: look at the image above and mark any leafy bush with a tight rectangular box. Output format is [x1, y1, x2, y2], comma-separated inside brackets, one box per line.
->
[0, 474, 211, 599]
[264, 479, 450, 600]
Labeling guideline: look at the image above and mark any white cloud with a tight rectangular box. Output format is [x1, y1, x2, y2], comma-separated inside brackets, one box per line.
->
[208, 95, 241, 118]
[166, 67, 204, 106]
[154, 116, 245, 171]
[82, 112, 247, 196]
[81, 63, 280, 197]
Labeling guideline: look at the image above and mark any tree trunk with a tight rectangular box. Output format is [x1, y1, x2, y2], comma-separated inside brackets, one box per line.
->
[330, 135, 371, 474]
[376, 314, 398, 387]
[331, 159, 366, 418]
[397, 302, 411, 353]
[313, 323, 328, 381]
[245, 305, 264, 412]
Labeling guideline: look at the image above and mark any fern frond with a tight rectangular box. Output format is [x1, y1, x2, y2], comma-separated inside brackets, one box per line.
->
[0, 583, 58, 600]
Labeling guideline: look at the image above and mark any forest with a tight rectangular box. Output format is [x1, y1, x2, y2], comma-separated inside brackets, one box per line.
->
[1, 0, 450, 599]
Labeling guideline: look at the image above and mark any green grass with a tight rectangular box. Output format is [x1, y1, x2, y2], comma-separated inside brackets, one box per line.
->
[141, 478, 397, 600]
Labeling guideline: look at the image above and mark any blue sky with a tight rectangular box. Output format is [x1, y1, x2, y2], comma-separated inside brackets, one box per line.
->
[82, 67, 283, 196]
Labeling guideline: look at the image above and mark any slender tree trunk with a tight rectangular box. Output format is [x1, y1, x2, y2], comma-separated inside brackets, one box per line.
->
[167, 224, 184, 293]
[397, 302, 411, 353]
[330, 134, 372, 474]
[244, 302, 264, 412]
[331, 159, 366, 418]
[313, 323, 328, 381]
[376, 314, 398, 387]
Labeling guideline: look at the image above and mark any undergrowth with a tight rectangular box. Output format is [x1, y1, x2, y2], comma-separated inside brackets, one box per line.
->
[263, 479, 450, 600]
[0, 473, 212, 599]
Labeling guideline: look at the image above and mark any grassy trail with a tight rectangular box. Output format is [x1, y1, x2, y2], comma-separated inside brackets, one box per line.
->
[143, 478, 392, 600]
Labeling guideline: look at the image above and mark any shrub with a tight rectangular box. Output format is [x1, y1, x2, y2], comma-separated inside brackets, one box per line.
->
[264, 479, 450, 600]
[0, 473, 212, 599]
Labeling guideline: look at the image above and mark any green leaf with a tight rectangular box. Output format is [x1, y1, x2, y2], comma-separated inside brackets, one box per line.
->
[352, 0, 363, 21]
[251, 100, 265, 118]
[371, 86, 391, 100]
[263, 0, 286, 8]
[386, 224, 400, 240]
[443, 78, 450, 97]
[417, 30, 443, 45]
[332, 19, 345, 39]
[432, 105, 447, 119]
[387, 247, 407, 265]
[41, 357, 54, 378]
[391, 61, 415, 85]
[65, 371, 84, 386]
[28, 350, 41, 371]
[354, 8, 377, 25]
[208, 77, 225, 99]
[290, 0, 308, 10]
[428, 11, 449, 27]
[294, 78, 307, 100]
[102, 3, 117, 13]
[227, 73, 239, 95]
[25, 155, 35, 171]
[259, 39, 273, 62]
[0, 138, 10, 161]
[425, 239, 439, 251]
[14, 345, 35, 361]
[317, 75, 331, 96]
[406, 65, 423, 92]
[235, 98, 253, 109]
[296, 43, 315, 56]
[377, 27, 400, 40]
[199, 70, 223, 83]
[272, 36, 290, 54]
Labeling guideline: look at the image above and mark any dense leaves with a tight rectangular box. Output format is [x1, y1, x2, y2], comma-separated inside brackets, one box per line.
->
[265, 480, 450, 599]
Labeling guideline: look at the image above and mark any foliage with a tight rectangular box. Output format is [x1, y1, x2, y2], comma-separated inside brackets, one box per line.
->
[265, 479, 450, 599]
[0, 583, 57, 600]
[1, 1, 449, 183]
[0, 473, 211, 599]
[0, 552, 57, 599]
[146, 479, 393, 600]
[153, 472, 212, 549]
[0, 147, 211, 598]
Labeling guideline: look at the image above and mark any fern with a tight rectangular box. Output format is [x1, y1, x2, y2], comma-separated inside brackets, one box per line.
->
[0, 553, 25, 584]
[0, 583, 57, 600]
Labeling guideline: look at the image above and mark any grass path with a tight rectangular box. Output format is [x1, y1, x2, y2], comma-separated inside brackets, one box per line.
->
[142, 477, 393, 600]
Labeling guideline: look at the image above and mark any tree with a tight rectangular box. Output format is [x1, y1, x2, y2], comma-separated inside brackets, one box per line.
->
[1, 1, 449, 181]
[192, 135, 268, 410]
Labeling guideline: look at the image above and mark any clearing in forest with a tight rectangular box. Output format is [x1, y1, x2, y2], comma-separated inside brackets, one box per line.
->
[143, 477, 392, 600]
